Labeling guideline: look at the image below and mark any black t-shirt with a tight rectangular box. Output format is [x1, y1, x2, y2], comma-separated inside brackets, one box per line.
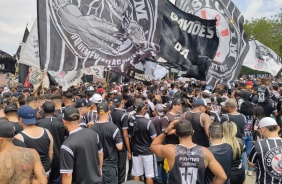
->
[12, 138, 27, 147]
[151, 116, 163, 135]
[130, 115, 157, 155]
[54, 109, 63, 120]
[258, 99, 277, 117]
[161, 112, 181, 144]
[240, 89, 252, 102]
[111, 108, 129, 150]
[230, 138, 245, 174]
[205, 143, 233, 184]
[91, 122, 123, 165]
[221, 113, 246, 139]
[249, 138, 282, 183]
[60, 127, 102, 183]
[9, 120, 23, 134]
[36, 117, 66, 168]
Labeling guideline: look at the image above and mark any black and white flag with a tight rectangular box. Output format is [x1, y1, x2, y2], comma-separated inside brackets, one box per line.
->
[175, 0, 249, 87]
[243, 38, 282, 76]
[38, 0, 164, 71]
[155, 0, 219, 80]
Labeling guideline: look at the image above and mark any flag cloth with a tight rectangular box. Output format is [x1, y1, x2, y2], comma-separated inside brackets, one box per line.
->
[38, 0, 164, 71]
[19, 20, 40, 68]
[176, 0, 249, 87]
[84, 66, 105, 79]
[155, 0, 219, 80]
[28, 67, 50, 89]
[126, 60, 167, 81]
[243, 38, 282, 76]
[48, 71, 83, 91]
[16, 26, 29, 59]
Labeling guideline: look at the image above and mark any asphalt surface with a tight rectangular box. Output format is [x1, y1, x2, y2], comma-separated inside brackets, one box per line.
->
[246, 172, 256, 184]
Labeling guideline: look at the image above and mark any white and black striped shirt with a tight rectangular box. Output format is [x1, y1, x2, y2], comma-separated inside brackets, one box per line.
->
[248, 138, 282, 184]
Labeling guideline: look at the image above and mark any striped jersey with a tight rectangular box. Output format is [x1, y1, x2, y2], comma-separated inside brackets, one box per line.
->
[248, 138, 282, 184]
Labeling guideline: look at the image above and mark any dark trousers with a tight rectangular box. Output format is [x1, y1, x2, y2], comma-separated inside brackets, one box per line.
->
[118, 150, 127, 184]
[102, 164, 118, 184]
[230, 168, 245, 184]
[49, 167, 62, 184]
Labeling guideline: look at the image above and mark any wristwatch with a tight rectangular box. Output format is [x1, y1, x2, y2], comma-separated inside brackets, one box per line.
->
[162, 130, 169, 136]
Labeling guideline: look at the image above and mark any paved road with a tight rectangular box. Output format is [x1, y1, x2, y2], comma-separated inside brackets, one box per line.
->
[246, 172, 256, 184]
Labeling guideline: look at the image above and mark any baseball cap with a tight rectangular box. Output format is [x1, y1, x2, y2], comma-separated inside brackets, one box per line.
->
[204, 98, 211, 104]
[74, 98, 88, 108]
[220, 99, 237, 108]
[171, 98, 182, 106]
[4, 104, 18, 113]
[18, 105, 36, 125]
[97, 88, 104, 94]
[90, 94, 102, 104]
[0, 121, 16, 138]
[97, 102, 110, 115]
[63, 106, 80, 121]
[73, 90, 81, 96]
[155, 104, 164, 116]
[135, 102, 147, 111]
[110, 90, 118, 95]
[86, 86, 94, 92]
[113, 95, 123, 106]
[193, 99, 208, 106]
[246, 81, 253, 86]
[259, 117, 278, 128]
[203, 90, 211, 94]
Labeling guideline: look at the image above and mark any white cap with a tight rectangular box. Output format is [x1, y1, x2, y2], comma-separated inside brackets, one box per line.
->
[90, 94, 102, 104]
[259, 117, 278, 128]
[203, 90, 211, 94]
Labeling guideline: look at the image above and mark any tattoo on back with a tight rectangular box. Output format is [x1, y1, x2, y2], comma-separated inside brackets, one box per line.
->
[0, 148, 35, 183]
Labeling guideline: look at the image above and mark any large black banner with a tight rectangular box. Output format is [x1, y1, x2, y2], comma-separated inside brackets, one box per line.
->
[155, 0, 219, 80]
[38, 0, 164, 71]
[175, 0, 249, 87]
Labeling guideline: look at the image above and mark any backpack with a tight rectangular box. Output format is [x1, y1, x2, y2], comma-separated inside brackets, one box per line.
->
[128, 113, 138, 138]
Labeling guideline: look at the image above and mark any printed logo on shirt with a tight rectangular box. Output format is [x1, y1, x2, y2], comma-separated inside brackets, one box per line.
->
[264, 146, 282, 179]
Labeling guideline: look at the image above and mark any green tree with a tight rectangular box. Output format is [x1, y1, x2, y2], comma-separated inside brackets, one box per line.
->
[239, 12, 282, 76]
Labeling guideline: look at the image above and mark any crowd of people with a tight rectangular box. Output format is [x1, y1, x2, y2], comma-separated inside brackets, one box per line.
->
[0, 77, 282, 184]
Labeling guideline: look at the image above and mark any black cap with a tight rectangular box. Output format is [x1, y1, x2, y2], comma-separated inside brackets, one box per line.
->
[63, 106, 80, 121]
[113, 95, 123, 105]
[171, 98, 182, 106]
[97, 102, 110, 115]
[74, 98, 88, 108]
[4, 104, 18, 113]
[135, 102, 147, 111]
[0, 121, 16, 138]
[73, 90, 81, 96]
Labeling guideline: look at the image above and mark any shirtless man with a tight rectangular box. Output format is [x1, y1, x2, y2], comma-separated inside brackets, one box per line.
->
[0, 120, 47, 184]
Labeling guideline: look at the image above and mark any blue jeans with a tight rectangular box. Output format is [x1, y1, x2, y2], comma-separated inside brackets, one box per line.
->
[242, 136, 253, 171]
[156, 161, 168, 184]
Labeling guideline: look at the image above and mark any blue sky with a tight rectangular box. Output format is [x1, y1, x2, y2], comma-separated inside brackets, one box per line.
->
[0, 0, 281, 56]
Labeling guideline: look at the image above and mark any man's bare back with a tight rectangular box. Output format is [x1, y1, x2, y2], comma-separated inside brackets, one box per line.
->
[0, 145, 47, 184]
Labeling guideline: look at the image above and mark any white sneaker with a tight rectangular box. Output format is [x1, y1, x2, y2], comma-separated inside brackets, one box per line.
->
[248, 170, 253, 176]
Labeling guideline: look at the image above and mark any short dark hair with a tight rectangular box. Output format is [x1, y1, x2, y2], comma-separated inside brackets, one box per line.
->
[26, 96, 37, 104]
[18, 95, 26, 106]
[209, 122, 223, 139]
[265, 125, 278, 132]
[42, 101, 55, 114]
[62, 91, 73, 99]
[175, 119, 193, 137]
